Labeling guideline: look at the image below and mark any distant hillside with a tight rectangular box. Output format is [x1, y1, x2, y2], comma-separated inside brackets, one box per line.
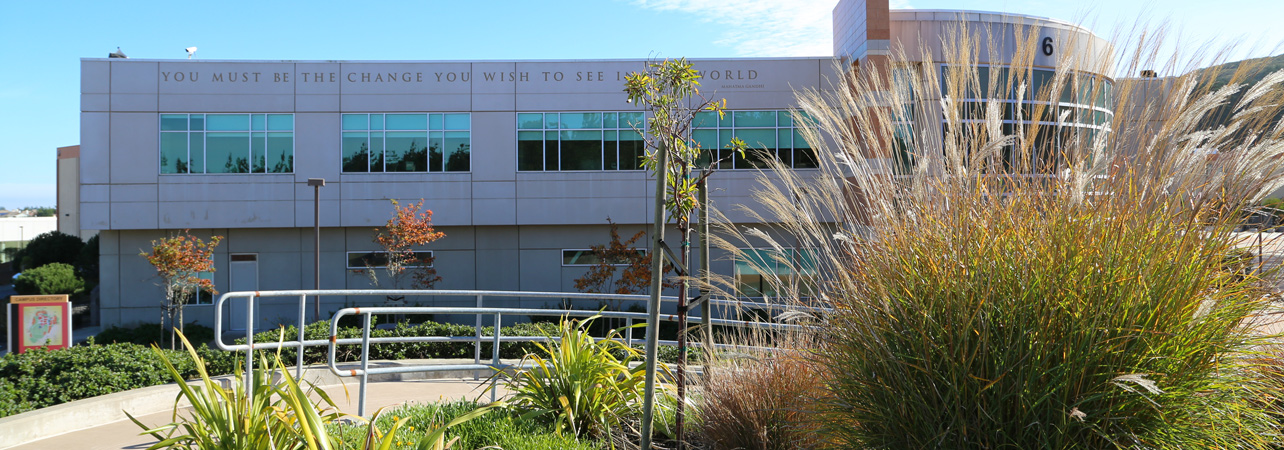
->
[1197, 53, 1284, 131]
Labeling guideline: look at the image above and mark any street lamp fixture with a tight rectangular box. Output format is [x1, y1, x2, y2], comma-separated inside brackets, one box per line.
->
[307, 178, 325, 321]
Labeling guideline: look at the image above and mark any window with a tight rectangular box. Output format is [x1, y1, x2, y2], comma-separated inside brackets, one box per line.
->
[562, 249, 647, 266]
[517, 112, 646, 171]
[692, 110, 817, 169]
[160, 114, 294, 174]
[347, 251, 434, 269]
[192, 271, 214, 305]
[342, 114, 470, 173]
[734, 248, 817, 298]
[939, 65, 1114, 173]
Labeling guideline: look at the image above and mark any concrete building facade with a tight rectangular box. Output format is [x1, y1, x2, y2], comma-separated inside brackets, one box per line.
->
[80, 0, 1116, 331]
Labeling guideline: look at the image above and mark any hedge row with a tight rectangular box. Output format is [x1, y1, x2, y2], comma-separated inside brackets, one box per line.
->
[0, 341, 236, 418]
[0, 318, 688, 419]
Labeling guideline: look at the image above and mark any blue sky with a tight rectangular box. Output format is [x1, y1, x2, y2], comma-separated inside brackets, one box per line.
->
[0, 0, 1280, 210]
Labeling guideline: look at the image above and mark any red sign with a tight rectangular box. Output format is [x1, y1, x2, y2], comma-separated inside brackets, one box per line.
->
[15, 302, 71, 353]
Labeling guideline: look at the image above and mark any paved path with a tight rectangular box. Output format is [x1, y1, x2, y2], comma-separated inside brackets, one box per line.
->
[8, 378, 510, 450]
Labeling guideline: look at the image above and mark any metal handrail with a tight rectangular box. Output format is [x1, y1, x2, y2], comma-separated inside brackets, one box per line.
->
[213, 289, 822, 416]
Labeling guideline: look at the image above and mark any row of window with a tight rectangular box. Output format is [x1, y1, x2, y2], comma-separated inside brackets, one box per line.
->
[342, 114, 472, 173]
[159, 110, 820, 175]
[160, 114, 295, 174]
[188, 246, 810, 306]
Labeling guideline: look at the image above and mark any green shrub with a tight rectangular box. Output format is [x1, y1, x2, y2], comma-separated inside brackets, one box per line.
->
[0, 341, 238, 418]
[95, 322, 215, 348]
[740, 29, 1284, 448]
[13, 263, 84, 296]
[239, 319, 560, 365]
[16, 231, 83, 272]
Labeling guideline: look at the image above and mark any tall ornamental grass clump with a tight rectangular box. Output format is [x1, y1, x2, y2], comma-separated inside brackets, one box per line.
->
[719, 22, 1284, 449]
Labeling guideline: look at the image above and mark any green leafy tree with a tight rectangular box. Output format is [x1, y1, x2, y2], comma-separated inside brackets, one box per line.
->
[19, 231, 84, 271]
[624, 57, 745, 448]
[14, 263, 85, 296]
[76, 234, 99, 282]
[141, 230, 222, 349]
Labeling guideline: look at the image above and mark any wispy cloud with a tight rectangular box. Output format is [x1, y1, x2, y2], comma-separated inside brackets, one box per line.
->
[631, 0, 838, 56]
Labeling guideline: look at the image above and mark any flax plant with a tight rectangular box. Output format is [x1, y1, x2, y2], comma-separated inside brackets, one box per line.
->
[713, 21, 1284, 449]
[496, 315, 660, 447]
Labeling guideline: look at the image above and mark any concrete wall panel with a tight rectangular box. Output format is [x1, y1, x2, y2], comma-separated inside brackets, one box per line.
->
[82, 94, 110, 112]
[158, 200, 294, 229]
[159, 94, 295, 112]
[80, 112, 110, 184]
[110, 61, 157, 94]
[109, 113, 159, 184]
[110, 201, 158, 229]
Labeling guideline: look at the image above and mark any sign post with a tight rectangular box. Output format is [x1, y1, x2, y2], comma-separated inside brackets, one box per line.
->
[8, 294, 72, 353]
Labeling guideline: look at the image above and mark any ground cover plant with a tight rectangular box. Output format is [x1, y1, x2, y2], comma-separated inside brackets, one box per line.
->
[715, 22, 1284, 449]
[326, 401, 601, 450]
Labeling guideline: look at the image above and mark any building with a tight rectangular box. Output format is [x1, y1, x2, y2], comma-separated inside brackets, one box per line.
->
[56, 145, 91, 239]
[79, 0, 1115, 331]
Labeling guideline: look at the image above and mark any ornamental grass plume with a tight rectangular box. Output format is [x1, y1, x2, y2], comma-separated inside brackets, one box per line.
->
[713, 20, 1284, 449]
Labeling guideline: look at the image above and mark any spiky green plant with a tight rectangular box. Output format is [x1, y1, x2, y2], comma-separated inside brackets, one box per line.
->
[497, 315, 658, 445]
[129, 330, 498, 450]
[714, 21, 1284, 449]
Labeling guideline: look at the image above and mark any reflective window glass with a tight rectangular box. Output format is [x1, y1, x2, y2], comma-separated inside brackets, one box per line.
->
[518, 113, 544, 129]
[733, 111, 775, 127]
[445, 131, 470, 171]
[268, 114, 293, 131]
[161, 115, 187, 131]
[518, 131, 544, 171]
[342, 113, 469, 172]
[342, 132, 369, 172]
[386, 114, 427, 130]
[445, 114, 470, 130]
[207, 132, 250, 173]
[189, 133, 205, 173]
[251, 132, 267, 173]
[267, 133, 292, 173]
[160, 133, 188, 174]
[207, 114, 249, 131]
[343, 115, 368, 130]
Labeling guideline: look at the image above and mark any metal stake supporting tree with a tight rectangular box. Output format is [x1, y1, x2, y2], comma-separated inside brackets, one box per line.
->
[625, 57, 745, 450]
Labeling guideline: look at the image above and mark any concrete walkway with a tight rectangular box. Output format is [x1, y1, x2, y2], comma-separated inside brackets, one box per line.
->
[9, 379, 508, 450]
[1, 360, 515, 450]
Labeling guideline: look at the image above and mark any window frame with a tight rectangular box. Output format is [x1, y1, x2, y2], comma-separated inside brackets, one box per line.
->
[159, 113, 295, 175]
[692, 109, 818, 170]
[340, 113, 472, 173]
[561, 248, 648, 267]
[346, 250, 435, 269]
[733, 247, 818, 299]
[516, 112, 647, 172]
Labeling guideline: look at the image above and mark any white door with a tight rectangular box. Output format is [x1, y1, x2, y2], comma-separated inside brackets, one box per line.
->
[228, 254, 259, 331]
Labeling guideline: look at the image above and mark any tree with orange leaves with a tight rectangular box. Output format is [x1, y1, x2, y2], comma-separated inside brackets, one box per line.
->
[363, 200, 445, 296]
[573, 218, 672, 310]
[141, 230, 222, 349]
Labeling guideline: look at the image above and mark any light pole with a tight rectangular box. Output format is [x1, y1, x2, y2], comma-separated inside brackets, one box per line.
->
[307, 178, 325, 321]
